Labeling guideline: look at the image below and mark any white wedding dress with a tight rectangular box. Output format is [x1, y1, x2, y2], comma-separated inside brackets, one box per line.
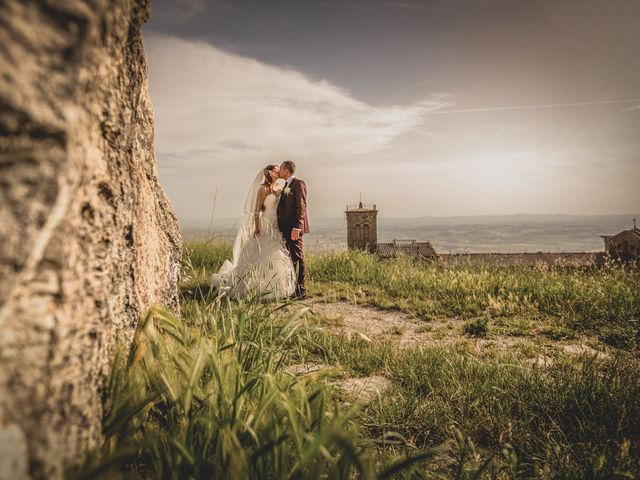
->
[211, 190, 296, 300]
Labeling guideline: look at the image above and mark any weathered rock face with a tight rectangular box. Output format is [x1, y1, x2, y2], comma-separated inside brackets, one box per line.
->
[0, 1, 182, 478]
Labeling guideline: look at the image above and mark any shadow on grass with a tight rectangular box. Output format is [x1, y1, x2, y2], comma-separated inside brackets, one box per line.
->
[180, 282, 216, 303]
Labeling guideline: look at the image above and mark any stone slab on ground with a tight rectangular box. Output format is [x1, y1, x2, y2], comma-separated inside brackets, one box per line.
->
[333, 376, 392, 405]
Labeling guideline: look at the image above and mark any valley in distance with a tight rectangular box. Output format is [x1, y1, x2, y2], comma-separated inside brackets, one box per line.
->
[180, 213, 638, 254]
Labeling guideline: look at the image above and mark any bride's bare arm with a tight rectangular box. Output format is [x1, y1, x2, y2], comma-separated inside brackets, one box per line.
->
[255, 187, 268, 235]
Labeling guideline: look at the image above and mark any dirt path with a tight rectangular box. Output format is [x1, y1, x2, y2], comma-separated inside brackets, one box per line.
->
[305, 299, 608, 360]
[285, 299, 608, 404]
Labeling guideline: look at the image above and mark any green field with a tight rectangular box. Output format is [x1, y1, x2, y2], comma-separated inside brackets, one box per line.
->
[74, 240, 640, 479]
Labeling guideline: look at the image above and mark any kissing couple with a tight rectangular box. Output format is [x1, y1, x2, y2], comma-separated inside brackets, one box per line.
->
[211, 161, 310, 301]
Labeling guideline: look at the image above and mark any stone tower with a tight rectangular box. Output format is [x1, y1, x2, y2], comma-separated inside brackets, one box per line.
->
[346, 202, 378, 252]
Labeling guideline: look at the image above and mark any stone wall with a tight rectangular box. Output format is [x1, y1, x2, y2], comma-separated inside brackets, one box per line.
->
[0, 1, 182, 478]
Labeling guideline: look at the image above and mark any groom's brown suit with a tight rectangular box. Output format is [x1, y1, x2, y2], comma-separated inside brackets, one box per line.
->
[277, 177, 310, 296]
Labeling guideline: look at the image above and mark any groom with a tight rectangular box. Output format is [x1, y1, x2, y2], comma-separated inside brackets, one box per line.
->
[277, 160, 310, 299]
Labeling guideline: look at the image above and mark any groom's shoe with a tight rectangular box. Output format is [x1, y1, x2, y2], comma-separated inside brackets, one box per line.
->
[291, 289, 306, 300]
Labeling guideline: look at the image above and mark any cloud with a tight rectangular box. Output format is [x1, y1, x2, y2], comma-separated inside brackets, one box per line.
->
[145, 33, 450, 173]
[423, 98, 640, 115]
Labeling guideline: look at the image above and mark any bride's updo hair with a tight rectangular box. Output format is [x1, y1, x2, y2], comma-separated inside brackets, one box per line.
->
[262, 164, 277, 186]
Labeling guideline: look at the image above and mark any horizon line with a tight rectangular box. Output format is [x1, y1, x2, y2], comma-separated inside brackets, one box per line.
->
[180, 212, 639, 223]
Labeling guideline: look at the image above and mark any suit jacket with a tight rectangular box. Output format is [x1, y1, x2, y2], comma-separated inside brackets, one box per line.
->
[277, 177, 310, 235]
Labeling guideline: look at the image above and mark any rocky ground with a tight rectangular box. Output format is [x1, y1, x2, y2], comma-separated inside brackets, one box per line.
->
[282, 298, 610, 405]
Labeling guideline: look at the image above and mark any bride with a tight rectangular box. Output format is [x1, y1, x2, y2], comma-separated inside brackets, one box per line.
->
[210, 165, 296, 300]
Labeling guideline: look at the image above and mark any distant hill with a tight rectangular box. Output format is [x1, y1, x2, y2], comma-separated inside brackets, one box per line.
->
[181, 213, 638, 254]
[376, 213, 638, 227]
[181, 213, 638, 230]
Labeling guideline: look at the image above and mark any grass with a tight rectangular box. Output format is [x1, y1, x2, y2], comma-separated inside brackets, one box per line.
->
[308, 249, 640, 349]
[386, 325, 407, 336]
[462, 316, 489, 337]
[296, 326, 640, 478]
[539, 324, 578, 341]
[72, 241, 640, 479]
[73, 300, 386, 479]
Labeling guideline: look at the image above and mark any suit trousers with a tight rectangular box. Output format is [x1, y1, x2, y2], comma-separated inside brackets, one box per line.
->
[284, 234, 306, 294]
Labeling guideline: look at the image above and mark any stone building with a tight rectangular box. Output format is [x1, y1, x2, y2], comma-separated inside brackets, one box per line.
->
[345, 202, 378, 252]
[601, 220, 640, 262]
[345, 202, 437, 259]
[376, 239, 437, 259]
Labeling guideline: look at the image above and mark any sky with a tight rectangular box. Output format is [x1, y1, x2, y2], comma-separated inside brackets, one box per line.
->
[143, 0, 640, 225]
